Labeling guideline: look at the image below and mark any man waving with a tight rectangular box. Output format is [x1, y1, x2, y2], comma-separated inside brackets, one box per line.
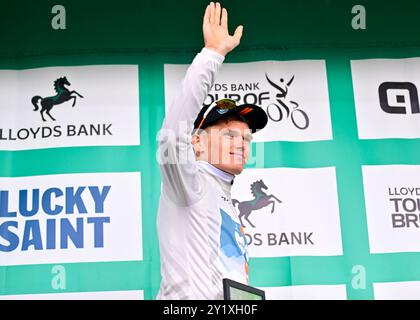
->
[156, 2, 268, 300]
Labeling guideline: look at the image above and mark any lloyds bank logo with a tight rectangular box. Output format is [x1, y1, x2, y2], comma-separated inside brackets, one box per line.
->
[233, 179, 315, 248]
[31, 76, 84, 122]
[232, 179, 282, 228]
[0, 75, 113, 142]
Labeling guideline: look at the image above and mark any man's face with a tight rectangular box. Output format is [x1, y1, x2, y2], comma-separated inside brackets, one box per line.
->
[197, 119, 252, 175]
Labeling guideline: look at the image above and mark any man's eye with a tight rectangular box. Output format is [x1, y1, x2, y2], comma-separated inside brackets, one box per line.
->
[244, 135, 253, 143]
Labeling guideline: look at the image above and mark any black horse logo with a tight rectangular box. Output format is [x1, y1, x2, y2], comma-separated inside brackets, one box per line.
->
[31, 76, 84, 121]
[232, 180, 282, 228]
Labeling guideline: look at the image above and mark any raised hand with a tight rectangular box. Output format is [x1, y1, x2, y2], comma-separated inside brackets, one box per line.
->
[202, 2, 243, 57]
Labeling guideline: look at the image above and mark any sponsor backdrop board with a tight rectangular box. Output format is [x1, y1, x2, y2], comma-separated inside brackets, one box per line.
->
[1, 0, 420, 300]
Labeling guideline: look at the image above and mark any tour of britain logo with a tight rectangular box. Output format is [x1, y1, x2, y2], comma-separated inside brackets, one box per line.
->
[203, 73, 311, 131]
[164, 60, 332, 142]
[0, 65, 140, 150]
[264, 73, 310, 130]
[388, 186, 420, 229]
[362, 165, 420, 254]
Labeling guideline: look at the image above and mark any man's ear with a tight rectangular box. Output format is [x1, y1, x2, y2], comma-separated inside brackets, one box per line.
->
[191, 133, 201, 156]
[191, 133, 200, 145]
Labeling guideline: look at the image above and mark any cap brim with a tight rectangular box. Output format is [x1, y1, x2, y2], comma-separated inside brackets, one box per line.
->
[194, 103, 268, 134]
[227, 104, 268, 133]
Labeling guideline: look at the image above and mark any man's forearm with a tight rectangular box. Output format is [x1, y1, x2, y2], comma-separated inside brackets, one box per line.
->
[162, 48, 224, 133]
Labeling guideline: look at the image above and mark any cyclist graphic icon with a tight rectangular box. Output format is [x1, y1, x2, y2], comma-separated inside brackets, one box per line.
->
[265, 73, 309, 130]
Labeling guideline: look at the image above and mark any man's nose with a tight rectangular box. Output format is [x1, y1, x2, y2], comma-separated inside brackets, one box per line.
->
[233, 137, 245, 149]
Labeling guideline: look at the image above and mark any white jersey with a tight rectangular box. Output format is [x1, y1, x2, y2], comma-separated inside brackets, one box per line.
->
[156, 48, 249, 300]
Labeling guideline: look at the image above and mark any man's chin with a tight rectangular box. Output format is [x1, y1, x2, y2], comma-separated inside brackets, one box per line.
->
[230, 168, 244, 175]
[220, 164, 244, 176]
[211, 161, 245, 176]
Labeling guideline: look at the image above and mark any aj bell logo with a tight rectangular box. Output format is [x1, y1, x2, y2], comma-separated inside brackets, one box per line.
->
[31, 76, 84, 121]
[232, 179, 282, 228]
[379, 82, 420, 115]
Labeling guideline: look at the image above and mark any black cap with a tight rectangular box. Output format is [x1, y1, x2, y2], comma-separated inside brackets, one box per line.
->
[193, 99, 268, 133]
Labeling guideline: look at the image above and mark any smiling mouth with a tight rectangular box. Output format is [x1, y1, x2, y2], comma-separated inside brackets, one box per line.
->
[230, 152, 244, 159]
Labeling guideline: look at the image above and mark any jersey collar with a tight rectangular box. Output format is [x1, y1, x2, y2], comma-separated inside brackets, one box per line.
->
[196, 161, 235, 185]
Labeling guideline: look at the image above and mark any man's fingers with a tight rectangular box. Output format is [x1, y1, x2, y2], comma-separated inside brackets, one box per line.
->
[215, 2, 221, 25]
[221, 7, 228, 29]
[209, 2, 215, 24]
[233, 25, 243, 42]
[203, 4, 210, 25]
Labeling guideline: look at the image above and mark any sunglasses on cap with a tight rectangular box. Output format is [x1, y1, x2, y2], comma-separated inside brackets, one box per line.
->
[197, 98, 253, 130]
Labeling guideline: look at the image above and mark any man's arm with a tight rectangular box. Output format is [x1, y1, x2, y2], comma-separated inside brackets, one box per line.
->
[158, 2, 243, 206]
[162, 2, 243, 131]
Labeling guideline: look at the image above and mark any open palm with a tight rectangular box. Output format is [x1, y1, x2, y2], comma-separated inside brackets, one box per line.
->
[203, 2, 243, 57]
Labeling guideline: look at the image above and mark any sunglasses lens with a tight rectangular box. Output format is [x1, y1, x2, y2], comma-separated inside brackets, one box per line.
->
[216, 99, 236, 110]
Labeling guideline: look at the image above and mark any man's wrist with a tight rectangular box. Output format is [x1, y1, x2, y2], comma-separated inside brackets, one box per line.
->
[202, 47, 226, 63]
[204, 46, 228, 57]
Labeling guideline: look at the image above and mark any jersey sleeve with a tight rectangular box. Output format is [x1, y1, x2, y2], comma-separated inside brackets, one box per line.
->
[157, 48, 225, 206]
